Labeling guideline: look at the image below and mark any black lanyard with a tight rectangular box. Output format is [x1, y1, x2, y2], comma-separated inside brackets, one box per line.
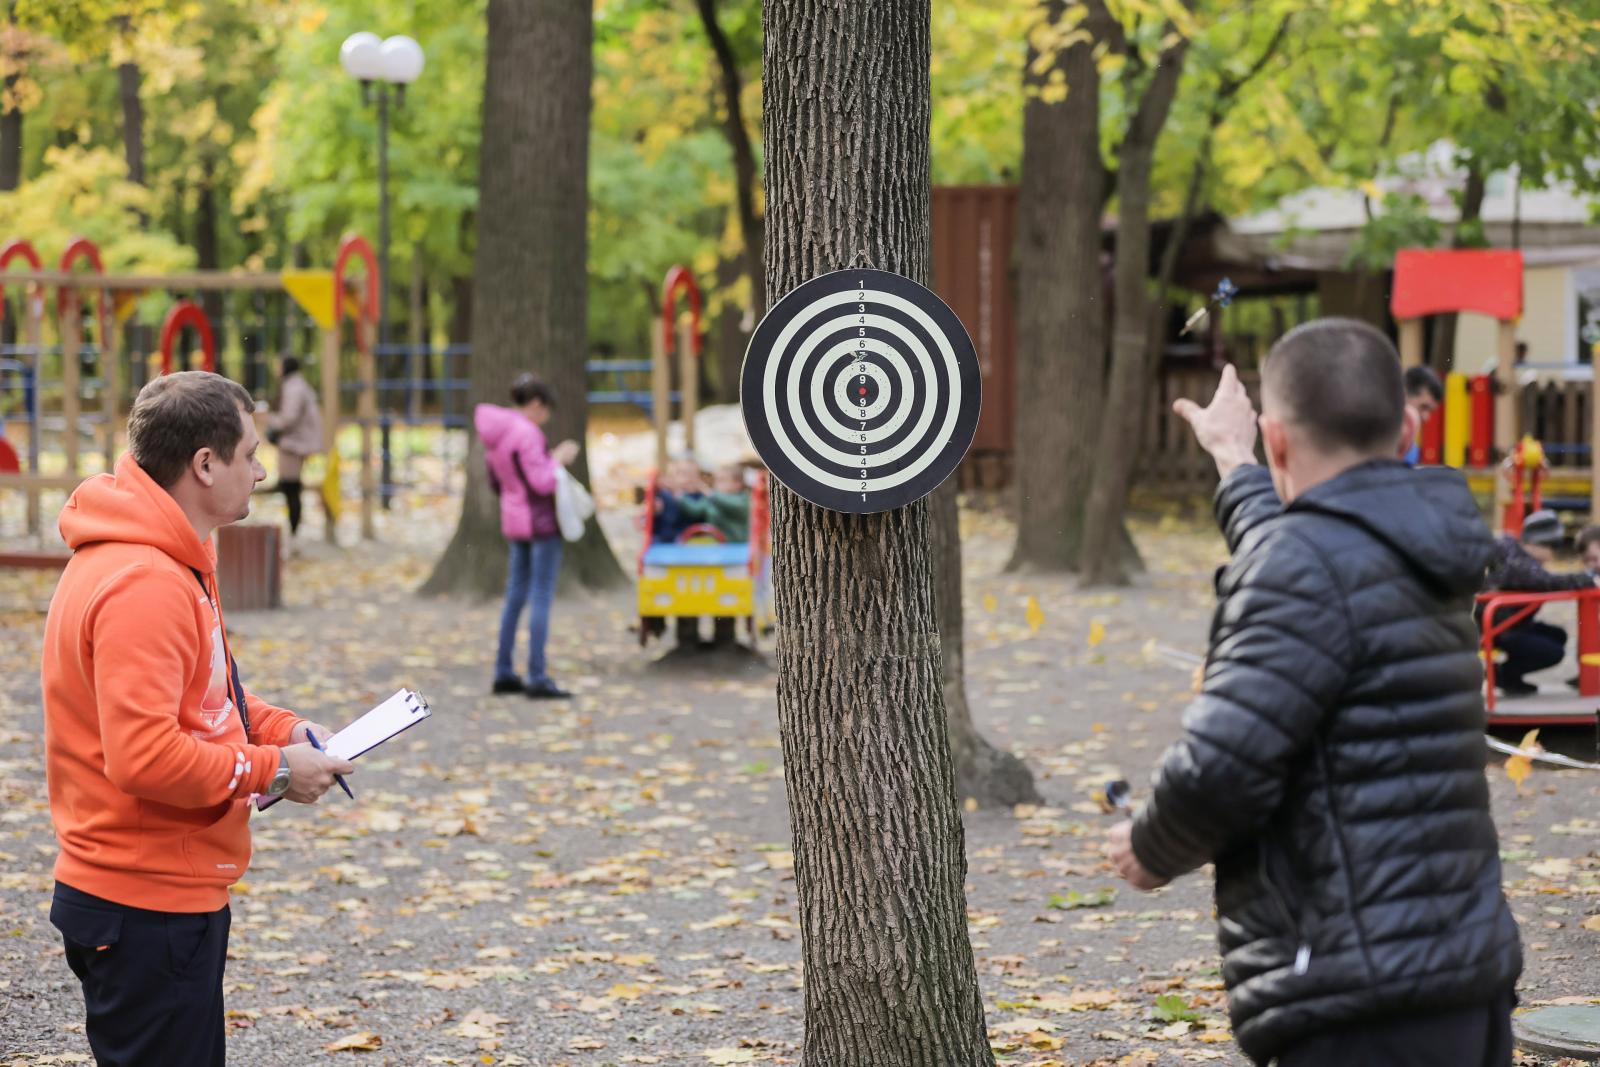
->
[189, 567, 250, 738]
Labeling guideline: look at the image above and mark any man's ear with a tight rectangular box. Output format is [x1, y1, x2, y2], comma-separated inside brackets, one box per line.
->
[1260, 415, 1290, 471]
[190, 448, 216, 488]
[1398, 405, 1420, 459]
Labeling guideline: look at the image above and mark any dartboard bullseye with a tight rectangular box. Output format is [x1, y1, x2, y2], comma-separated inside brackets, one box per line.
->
[740, 269, 983, 514]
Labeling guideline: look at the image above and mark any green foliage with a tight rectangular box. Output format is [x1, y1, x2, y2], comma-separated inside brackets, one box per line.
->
[1153, 992, 1204, 1024]
[1343, 192, 1444, 271]
[1047, 887, 1117, 910]
[0, 144, 192, 271]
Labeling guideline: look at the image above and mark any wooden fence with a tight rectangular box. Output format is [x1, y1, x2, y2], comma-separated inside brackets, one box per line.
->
[1135, 370, 1597, 489]
[1136, 367, 1263, 492]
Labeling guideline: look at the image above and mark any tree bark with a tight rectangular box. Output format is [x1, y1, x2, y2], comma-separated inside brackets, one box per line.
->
[423, 0, 623, 598]
[1007, 1, 1109, 573]
[931, 479, 1039, 808]
[1078, 24, 1190, 587]
[712, 254, 745, 402]
[195, 156, 226, 365]
[114, 16, 143, 187]
[694, 0, 765, 324]
[0, 14, 20, 193]
[1428, 163, 1488, 371]
[765, 3, 994, 1063]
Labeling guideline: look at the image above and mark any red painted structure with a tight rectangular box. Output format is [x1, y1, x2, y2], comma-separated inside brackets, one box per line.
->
[660, 265, 702, 357]
[334, 234, 380, 346]
[1391, 249, 1524, 321]
[58, 236, 110, 342]
[0, 238, 43, 327]
[158, 300, 217, 374]
[1478, 588, 1600, 725]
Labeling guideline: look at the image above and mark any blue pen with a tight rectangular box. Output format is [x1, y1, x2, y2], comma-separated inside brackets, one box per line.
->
[305, 729, 355, 800]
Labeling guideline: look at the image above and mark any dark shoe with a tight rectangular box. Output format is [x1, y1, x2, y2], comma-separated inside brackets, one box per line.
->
[491, 676, 525, 695]
[1499, 679, 1538, 697]
[525, 680, 572, 700]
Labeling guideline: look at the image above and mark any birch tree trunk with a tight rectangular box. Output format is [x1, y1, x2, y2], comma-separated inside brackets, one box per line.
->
[764, 2, 995, 1063]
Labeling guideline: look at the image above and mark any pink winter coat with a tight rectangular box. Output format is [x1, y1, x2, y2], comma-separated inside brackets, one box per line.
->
[475, 404, 559, 541]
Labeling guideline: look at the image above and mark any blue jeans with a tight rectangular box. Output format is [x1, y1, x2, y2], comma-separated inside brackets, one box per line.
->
[495, 537, 563, 684]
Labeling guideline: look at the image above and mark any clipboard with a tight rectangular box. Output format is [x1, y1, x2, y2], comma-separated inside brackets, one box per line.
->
[256, 688, 431, 811]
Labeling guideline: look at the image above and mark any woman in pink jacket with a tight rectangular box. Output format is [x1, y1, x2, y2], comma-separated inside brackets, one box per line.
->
[475, 374, 580, 698]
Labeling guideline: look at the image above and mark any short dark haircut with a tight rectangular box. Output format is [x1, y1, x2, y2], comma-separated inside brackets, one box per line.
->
[128, 371, 254, 489]
[281, 355, 301, 377]
[510, 373, 554, 408]
[1578, 524, 1600, 556]
[1262, 318, 1405, 454]
[1403, 365, 1444, 403]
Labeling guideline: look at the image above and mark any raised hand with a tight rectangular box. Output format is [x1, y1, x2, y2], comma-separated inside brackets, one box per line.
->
[1172, 364, 1259, 479]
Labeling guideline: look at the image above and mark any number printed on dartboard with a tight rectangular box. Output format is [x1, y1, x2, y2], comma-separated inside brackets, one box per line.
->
[738, 268, 984, 515]
[858, 280, 868, 499]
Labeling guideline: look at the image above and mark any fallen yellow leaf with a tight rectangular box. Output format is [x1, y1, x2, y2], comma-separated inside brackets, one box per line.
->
[1025, 595, 1045, 635]
[1505, 728, 1541, 792]
[1088, 619, 1106, 648]
[704, 1050, 760, 1065]
[982, 592, 999, 613]
[324, 1031, 383, 1052]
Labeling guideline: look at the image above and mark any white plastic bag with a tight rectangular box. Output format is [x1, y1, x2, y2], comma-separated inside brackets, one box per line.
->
[554, 468, 595, 542]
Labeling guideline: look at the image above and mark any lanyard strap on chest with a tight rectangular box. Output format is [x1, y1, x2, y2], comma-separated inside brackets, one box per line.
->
[189, 567, 251, 738]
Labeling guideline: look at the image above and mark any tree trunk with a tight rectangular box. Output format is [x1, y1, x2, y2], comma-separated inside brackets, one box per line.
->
[1428, 163, 1488, 371]
[712, 254, 745, 402]
[423, 0, 623, 598]
[195, 157, 226, 366]
[1006, 0, 1108, 573]
[114, 16, 143, 187]
[765, 3, 994, 1063]
[693, 0, 765, 323]
[931, 479, 1039, 808]
[1078, 27, 1190, 587]
[450, 274, 473, 345]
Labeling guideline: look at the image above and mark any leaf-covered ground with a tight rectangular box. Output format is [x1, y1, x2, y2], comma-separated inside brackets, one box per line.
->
[2, 494, 1598, 1066]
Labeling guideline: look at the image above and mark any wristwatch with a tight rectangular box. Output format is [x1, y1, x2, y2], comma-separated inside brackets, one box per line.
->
[264, 751, 292, 798]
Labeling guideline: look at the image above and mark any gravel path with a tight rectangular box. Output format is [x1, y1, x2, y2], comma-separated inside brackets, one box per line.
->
[2, 497, 1596, 1066]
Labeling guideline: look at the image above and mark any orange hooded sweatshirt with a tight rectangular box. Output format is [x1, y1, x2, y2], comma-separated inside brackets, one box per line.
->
[42, 454, 302, 912]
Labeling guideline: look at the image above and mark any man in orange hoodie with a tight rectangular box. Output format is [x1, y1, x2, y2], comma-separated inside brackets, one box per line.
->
[42, 371, 354, 1067]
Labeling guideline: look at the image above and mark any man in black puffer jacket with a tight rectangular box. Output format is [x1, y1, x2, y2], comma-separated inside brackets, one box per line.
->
[1107, 319, 1521, 1066]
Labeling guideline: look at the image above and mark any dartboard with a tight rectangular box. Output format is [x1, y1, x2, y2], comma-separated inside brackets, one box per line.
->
[740, 268, 983, 514]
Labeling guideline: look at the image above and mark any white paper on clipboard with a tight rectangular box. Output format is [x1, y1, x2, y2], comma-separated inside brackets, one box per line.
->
[324, 688, 431, 761]
[256, 689, 431, 811]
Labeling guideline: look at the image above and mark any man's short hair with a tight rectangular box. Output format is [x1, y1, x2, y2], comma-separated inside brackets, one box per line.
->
[1262, 318, 1406, 454]
[128, 371, 253, 489]
[510, 373, 554, 408]
[1403, 365, 1444, 403]
[281, 355, 301, 377]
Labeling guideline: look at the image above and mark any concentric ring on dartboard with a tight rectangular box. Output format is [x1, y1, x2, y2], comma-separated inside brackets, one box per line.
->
[740, 268, 982, 514]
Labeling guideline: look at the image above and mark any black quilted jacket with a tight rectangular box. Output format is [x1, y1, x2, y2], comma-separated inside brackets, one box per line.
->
[1131, 462, 1522, 1064]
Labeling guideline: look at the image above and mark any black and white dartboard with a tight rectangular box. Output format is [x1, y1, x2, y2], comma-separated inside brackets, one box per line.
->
[740, 268, 983, 514]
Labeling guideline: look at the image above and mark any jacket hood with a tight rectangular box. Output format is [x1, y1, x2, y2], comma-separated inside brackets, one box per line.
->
[58, 454, 214, 573]
[474, 404, 531, 450]
[1292, 460, 1491, 596]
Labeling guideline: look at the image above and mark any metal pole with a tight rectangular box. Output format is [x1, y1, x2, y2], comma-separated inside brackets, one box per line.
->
[377, 83, 394, 509]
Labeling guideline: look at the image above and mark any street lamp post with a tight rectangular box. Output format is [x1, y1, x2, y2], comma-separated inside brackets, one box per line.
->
[340, 31, 424, 510]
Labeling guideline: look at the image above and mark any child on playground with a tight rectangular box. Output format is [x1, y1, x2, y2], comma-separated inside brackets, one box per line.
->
[476, 373, 580, 700]
[1481, 509, 1600, 695]
[675, 462, 752, 542]
[650, 456, 707, 544]
[1579, 523, 1600, 576]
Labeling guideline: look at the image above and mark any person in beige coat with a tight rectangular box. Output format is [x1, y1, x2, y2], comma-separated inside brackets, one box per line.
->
[266, 357, 322, 536]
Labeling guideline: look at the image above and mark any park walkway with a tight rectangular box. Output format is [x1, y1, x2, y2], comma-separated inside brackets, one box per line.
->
[1, 497, 1593, 1065]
